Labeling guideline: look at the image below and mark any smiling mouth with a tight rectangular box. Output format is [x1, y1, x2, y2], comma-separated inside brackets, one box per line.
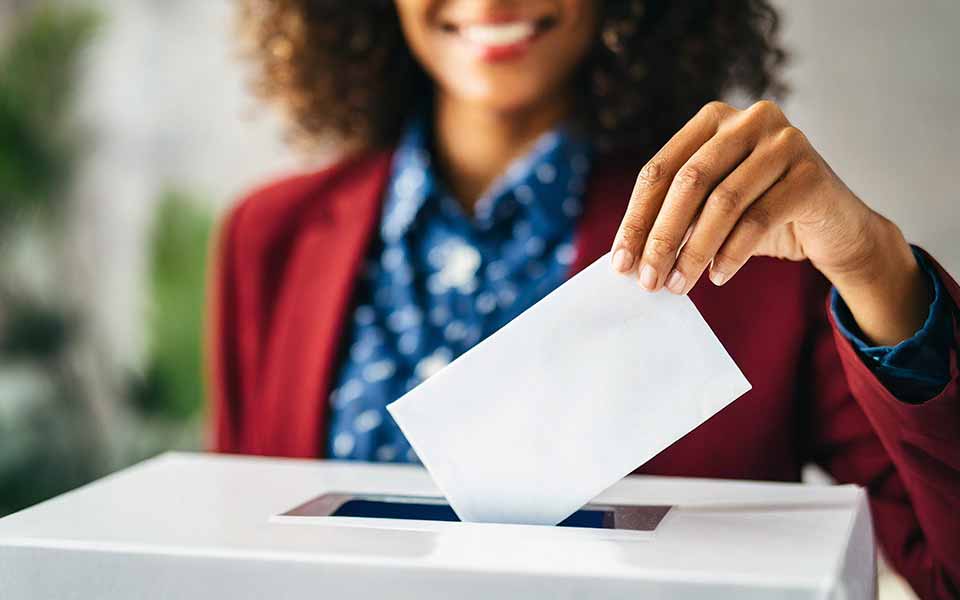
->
[442, 16, 558, 59]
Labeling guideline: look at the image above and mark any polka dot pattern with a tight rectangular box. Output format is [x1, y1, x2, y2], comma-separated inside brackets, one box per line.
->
[326, 115, 593, 463]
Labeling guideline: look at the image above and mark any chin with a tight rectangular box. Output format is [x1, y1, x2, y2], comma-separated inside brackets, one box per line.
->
[443, 76, 559, 115]
[473, 92, 551, 114]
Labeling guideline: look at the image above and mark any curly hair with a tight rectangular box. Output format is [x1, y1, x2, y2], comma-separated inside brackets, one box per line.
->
[239, 0, 787, 152]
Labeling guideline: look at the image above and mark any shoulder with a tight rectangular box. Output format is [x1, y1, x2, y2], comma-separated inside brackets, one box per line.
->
[222, 150, 393, 251]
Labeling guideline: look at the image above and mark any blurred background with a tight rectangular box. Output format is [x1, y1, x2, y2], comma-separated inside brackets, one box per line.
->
[0, 2, 956, 597]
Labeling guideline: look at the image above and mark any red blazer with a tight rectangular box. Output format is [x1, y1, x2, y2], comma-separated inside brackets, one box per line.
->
[208, 151, 960, 598]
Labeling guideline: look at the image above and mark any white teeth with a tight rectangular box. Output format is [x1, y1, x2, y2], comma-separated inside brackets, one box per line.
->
[459, 22, 536, 46]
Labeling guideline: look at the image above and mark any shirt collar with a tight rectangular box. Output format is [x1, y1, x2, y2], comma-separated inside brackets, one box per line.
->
[380, 114, 593, 242]
[381, 117, 435, 242]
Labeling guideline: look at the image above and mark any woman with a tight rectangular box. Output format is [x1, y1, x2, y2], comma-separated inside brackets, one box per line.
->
[212, 2, 959, 597]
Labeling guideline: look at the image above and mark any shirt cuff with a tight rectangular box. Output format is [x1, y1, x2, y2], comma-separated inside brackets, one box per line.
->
[830, 247, 952, 401]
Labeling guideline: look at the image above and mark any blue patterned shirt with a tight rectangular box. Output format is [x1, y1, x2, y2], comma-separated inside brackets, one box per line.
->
[326, 118, 592, 462]
[328, 118, 952, 463]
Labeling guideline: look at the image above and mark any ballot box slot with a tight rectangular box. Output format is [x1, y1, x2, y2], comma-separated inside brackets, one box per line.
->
[280, 493, 671, 531]
[333, 499, 459, 522]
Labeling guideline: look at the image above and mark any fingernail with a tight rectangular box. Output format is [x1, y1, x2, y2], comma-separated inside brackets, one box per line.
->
[710, 269, 728, 286]
[665, 269, 686, 294]
[611, 248, 634, 273]
[639, 264, 657, 290]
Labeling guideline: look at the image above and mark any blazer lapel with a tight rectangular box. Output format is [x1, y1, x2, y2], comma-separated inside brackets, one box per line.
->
[256, 152, 393, 457]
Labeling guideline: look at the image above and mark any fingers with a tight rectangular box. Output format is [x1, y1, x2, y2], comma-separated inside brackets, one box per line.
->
[709, 163, 810, 285]
[611, 101, 733, 274]
[613, 99, 807, 292]
[636, 119, 762, 292]
[665, 144, 793, 294]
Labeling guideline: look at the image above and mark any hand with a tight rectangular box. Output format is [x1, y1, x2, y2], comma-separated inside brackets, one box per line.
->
[611, 100, 931, 346]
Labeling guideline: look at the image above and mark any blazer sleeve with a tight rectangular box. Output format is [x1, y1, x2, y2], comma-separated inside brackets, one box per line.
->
[808, 252, 960, 599]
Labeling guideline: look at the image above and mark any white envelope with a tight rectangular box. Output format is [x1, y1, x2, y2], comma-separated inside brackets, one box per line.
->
[387, 253, 751, 526]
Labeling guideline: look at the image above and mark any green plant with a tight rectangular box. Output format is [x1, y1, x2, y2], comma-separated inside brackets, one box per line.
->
[0, 3, 103, 516]
[131, 191, 214, 421]
[0, 4, 99, 227]
[0, 4, 217, 517]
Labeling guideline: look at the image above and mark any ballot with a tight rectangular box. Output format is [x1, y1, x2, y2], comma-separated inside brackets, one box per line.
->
[388, 253, 752, 526]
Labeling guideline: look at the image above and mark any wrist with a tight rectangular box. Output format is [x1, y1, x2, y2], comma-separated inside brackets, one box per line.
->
[824, 213, 911, 288]
[828, 214, 931, 346]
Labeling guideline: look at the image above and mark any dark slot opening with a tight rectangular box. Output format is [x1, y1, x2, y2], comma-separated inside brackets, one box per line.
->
[331, 499, 614, 529]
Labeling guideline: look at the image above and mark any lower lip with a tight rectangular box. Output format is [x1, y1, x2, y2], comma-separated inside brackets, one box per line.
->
[456, 29, 545, 63]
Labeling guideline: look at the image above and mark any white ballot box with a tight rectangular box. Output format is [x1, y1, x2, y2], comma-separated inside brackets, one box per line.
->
[0, 452, 875, 599]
